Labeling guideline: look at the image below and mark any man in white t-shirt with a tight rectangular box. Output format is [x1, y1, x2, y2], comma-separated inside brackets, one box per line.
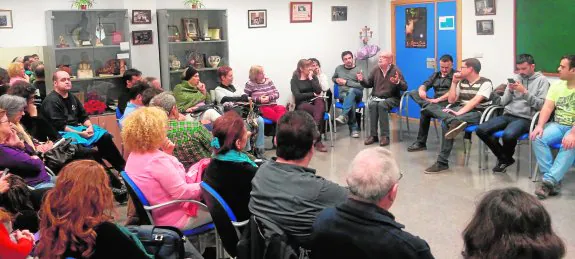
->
[424, 58, 493, 173]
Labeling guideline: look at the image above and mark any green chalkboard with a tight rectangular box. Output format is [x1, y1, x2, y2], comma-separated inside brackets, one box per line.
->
[516, 0, 575, 74]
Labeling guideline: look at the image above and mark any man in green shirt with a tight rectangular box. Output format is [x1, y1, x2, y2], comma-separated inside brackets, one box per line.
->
[333, 51, 364, 138]
[531, 55, 575, 199]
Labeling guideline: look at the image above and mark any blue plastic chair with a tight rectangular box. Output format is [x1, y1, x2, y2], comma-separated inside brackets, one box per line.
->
[200, 182, 249, 258]
[333, 84, 366, 133]
[120, 172, 215, 237]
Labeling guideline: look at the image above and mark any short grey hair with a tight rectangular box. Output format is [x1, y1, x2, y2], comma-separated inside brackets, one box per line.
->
[150, 91, 176, 113]
[0, 94, 26, 119]
[346, 147, 401, 203]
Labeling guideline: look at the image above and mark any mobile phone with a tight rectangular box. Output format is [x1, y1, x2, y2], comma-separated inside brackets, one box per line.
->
[507, 78, 516, 84]
[2, 168, 8, 177]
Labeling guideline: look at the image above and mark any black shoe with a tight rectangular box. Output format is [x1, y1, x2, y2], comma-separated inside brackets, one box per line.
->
[112, 185, 128, 204]
[424, 162, 449, 174]
[445, 121, 468, 140]
[407, 142, 427, 152]
[492, 158, 515, 173]
[535, 180, 560, 200]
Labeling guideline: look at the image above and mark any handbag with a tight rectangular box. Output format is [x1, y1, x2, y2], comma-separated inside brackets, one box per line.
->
[43, 138, 78, 174]
[125, 225, 187, 259]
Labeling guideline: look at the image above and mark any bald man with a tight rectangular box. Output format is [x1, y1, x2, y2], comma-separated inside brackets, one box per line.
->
[359, 52, 408, 146]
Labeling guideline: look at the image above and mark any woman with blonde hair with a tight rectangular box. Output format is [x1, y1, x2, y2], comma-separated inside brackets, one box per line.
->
[123, 106, 212, 230]
[36, 160, 151, 258]
[245, 65, 287, 123]
[7, 62, 28, 85]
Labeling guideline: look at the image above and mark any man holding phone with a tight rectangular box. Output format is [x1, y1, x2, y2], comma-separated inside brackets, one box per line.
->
[476, 54, 549, 173]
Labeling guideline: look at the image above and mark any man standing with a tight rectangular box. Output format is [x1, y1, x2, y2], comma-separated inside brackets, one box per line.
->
[310, 147, 434, 259]
[408, 54, 455, 152]
[358, 51, 407, 146]
[424, 58, 493, 173]
[531, 55, 575, 199]
[41, 71, 126, 173]
[249, 111, 348, 247]
[333, 51, 364, 138]
[117, 68, 142, 115]
[477, 54, 549, 172]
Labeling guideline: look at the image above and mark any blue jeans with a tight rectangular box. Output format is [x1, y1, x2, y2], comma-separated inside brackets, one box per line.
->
[33, 175, 57, 189]
[533, 122, 575, 185]
[256, 116, 265, 149]
[341, 88, 363, 131]
[476, 114, 530, 162]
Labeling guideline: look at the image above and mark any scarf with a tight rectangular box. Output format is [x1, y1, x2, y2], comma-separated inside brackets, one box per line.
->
[215, 149, 257, 168]
[173, 81, 210, 111]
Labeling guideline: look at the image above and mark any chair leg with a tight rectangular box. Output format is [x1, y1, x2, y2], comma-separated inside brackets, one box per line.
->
[532, 163, 539, 182]
[529, 141, 533, 179]
[478, 140, 482, 169]
[405, 101, 410, 136]
[516, 144, 521, 174]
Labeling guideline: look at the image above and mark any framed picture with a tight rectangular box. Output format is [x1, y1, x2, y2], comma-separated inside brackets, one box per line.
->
[0, 10, 13, 29]
[132, 30, 153, 45]
[182, 18, 200, 40]
[290, 2, 312, 23]
[476, 20, 494, 35]
[168, 25, 180, 42]
[132, 10, 152, 24]
[475, 0, 496, 15]
[248, 9, 267, 28]
[331, 6, 347, 21]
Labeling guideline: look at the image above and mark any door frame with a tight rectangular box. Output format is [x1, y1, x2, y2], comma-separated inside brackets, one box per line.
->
[391, 0, 462, 69]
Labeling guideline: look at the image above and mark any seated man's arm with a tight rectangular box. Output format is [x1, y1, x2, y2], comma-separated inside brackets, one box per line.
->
[418, 73, 436, 99]
[454, 95, 485, 115]
[317, 179, 349, 207]
[435, 92, 450, 102]
[447, 81, 459, 104]
[530, 99, 555, 140]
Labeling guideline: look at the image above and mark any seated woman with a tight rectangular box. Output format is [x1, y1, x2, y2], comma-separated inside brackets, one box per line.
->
[36, 160, 152, 259]
[0, 208, 34, 259]
[173, 66, 221, 123]
[123, 107, 212, 230]
[0, 108, 54, 189]
[203, 111, 258, 221]
[290, 59, 328, 152]
[7, 62, 28, 85]
[214, 66, 266, 158]
[462, 187, 565, 259]
[244, 65, 287, 123]
[0, 173, 50, 233]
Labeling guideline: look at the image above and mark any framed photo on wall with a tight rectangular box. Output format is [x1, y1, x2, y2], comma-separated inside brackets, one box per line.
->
[132, 30, 153, 45]
[0, 10, 13, 29]
[331, 6, 347, 21]
[475, 0, 496, 15]
[476, 20, 494, 35]
[182, 18, 200, 40]
[248, 9, 267, 28]
[290, 2, 312, 23]
[132, 10, 152, 24]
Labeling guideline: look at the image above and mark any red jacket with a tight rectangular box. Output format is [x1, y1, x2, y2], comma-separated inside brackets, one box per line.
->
[0, 223, 33, 259]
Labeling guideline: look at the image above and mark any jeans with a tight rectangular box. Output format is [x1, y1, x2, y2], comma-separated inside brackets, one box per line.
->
[33, 175, 57, 189]
[368, 97, 399, 138]
[533, 122, 575, 185]
[409, 90, 448, 144]
[436, 105, 482, 165]
[341, 88, 363, 131]
[476, 114, 530, 162]
[245, 116, 266, 151]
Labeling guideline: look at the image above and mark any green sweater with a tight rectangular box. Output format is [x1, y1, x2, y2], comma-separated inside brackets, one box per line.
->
[173, 81, 211, 111]
[332, 64, 363, 94]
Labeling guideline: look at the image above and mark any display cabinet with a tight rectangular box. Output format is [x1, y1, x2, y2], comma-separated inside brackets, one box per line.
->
[157, 9, 229, 91]
[44, 10, 132, 115]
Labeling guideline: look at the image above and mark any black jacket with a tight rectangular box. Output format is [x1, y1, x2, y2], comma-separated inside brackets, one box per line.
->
[309, 198, 434, 259]
[422, 69, 455, 98]
[41, 91, 89, 131]
[203, 158, 257, 222]
[290, 74, 322, 106]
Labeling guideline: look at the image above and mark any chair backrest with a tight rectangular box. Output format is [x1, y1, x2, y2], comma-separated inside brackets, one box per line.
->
[120, 171, 152, 225]
[115, 107, 122, 120]
[200, 181, 240, 257]
[333, 83, 340, 99]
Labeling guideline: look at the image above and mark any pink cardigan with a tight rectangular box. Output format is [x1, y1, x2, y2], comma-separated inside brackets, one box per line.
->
[125, 150, 202, 229]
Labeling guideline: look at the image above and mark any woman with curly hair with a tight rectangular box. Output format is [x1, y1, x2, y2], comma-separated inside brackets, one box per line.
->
[462, 187, 565, 259]
[36, 160, 151, 259]
[123, 107, 212, 230]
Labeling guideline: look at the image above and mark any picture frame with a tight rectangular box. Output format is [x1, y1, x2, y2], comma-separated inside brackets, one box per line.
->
[132, 30, 154, 45]
[182, 18, 200, 41]
[168, 25, 180, 42]
[290, 2, 313, 23]
[331, 6, 347, 21]
[132, 10, 152, 24]
[475, 0, 496, 16]
[476, 20, 494, 35]
[0, 9, 13, 29]
[248, 9, 267, 28]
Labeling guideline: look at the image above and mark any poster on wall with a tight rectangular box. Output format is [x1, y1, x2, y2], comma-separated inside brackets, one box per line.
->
[405, 7, 427, 48]
[290, 2, 313, 23]
[248, 9, 267, 28]
[0, 10, 13, 29]
[475, 0, 496, 16]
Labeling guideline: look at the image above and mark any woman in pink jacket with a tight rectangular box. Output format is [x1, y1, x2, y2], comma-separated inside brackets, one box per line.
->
[122, 106, 212, 230]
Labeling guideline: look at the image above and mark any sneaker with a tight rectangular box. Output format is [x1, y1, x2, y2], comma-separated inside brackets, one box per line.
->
[424, 162, 449, 174]
[492, 158, 515, 173]
[407, 142, 427, 152]
[535, 180, 560, 199]
[335, 115, 348, 125]
[351, 131, 360, 138]
[445, 121, 468, 140]
[315, 141, 328, 152]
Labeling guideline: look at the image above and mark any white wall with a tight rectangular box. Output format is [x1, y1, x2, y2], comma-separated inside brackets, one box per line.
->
[0, 0, 379, 104]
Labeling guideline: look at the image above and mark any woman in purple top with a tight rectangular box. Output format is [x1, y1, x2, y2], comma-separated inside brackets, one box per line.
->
[0, 109, 52, 189]
[244, 65, 287, 123]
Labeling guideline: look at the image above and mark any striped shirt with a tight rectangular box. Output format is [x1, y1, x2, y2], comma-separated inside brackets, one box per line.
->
[167, 120, 212, 169]
[456, 77, 493, 109]
[244, 78, 280, 105]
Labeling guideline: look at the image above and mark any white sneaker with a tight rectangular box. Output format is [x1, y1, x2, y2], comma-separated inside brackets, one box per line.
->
[335, 115, 348, 124]
[351, 131, 360, 138]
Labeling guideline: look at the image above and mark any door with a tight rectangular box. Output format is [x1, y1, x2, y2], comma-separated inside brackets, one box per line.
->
[394, 1, 458, 119]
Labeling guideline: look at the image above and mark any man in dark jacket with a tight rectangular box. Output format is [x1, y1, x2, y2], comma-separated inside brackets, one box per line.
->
[310, 147, 434, 259]
[359, 51, 408, 146]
